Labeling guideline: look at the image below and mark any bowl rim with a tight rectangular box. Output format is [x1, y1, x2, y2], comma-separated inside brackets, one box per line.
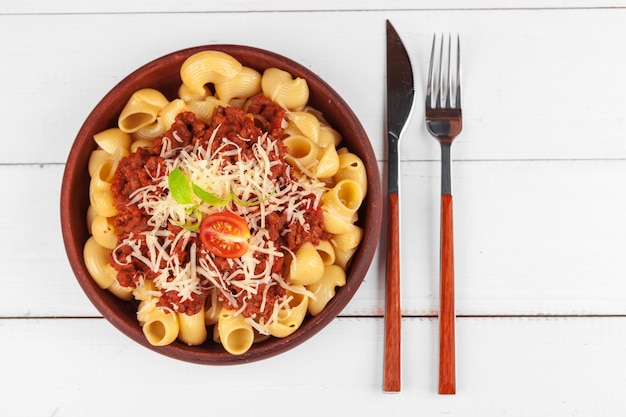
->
[60, 44, 382, 364]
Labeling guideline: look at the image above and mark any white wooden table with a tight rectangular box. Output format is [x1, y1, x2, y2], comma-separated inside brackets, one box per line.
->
[2, 1, 626, 415]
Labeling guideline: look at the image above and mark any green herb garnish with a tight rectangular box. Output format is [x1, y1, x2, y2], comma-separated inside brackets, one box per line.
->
[168, 166, 274, 214]
[168, 167, 193, 205]
[230, 190, 276, 207]
[192, 183, 230, 207]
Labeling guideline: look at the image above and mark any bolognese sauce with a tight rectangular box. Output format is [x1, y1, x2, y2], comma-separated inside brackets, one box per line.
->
[110, 93, 329, 321]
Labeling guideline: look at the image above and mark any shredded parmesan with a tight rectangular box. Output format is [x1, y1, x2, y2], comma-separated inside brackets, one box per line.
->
[112, 128, 326, 331]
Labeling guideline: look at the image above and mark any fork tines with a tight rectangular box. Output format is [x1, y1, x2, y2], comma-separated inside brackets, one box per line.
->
[426, 34, 461, 111]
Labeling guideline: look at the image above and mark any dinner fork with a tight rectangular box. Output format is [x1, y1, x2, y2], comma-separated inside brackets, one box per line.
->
[425, 33, 462, 395]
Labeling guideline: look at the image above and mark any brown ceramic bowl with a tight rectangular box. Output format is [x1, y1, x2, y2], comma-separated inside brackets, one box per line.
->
[60, 45, 381, 364]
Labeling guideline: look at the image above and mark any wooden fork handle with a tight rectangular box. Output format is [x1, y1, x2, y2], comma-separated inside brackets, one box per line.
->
[439, 194, 456, 394]
[383, 192, 401, 392]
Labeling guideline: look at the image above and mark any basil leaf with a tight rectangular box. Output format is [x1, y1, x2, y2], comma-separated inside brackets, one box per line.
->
[231, 190, 275, 207]
[168, 167, 193, 205]
[185, 203, 201, 213]
[192, 183, 230, 207]
[184, 211, 203, 231]
[173, 212, 203, 231]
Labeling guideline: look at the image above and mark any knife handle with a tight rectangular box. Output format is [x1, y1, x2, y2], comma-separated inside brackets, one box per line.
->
[439, 194, 456, 394]
[383, 192, 401, 392]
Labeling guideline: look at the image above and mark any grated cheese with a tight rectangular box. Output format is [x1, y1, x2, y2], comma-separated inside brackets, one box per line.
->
[112, 127, 325, 331]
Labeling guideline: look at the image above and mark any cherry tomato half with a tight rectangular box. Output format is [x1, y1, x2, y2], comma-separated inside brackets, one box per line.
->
[199, 212, 251, 258]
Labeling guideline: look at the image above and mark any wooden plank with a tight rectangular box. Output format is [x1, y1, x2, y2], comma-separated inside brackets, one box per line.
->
[0, 164, 99, 317]
[399, 158, 626, 316]
[2, 159, 624, 317]
[1, 316, 626, 416]
[3, 0, 626, 14]
[1, 9, 626, 163]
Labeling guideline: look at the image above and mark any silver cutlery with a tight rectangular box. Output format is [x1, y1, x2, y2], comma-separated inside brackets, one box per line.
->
[384, 20, 415, 392]
[425, 33, 462, 395]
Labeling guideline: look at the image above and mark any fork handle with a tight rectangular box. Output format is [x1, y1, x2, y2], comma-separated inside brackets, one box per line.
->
[439, 193, 456, 394]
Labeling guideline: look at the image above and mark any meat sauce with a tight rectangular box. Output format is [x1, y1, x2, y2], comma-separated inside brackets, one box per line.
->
[110, 94, 329, 320]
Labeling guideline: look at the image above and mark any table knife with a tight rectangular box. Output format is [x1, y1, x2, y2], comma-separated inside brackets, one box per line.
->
[383, 20, 415, 392]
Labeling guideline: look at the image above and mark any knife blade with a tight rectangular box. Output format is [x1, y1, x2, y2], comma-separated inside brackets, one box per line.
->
[383, 20, 415, 393]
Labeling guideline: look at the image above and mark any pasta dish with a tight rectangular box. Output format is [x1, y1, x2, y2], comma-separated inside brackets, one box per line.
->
[83, 50, 367, 355]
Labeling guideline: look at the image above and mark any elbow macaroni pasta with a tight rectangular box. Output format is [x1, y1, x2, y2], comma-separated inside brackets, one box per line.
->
[93, 128, 131, 157]
[138, 298, 180, 346]
[83, 236, 116, 289]
[261, 67, 309, 110]
[177, 308, 208, 346]
[90, 215, 117, 249]
[267, 290, 309, 338]
[307, 265, 346, 316]
[180, 50, 243, 95]
[216, 309, 255, 355]
[118, 88, 169, 133]
[89, 159, 119, 218]
[288, 242, 325, 286]
[214, 66, 262, 104]
[83, 50, 368, 354]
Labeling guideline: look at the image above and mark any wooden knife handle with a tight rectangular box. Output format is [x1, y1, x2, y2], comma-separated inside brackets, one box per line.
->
[439, 194, 456, 394]
[383, 193, 401, 392]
